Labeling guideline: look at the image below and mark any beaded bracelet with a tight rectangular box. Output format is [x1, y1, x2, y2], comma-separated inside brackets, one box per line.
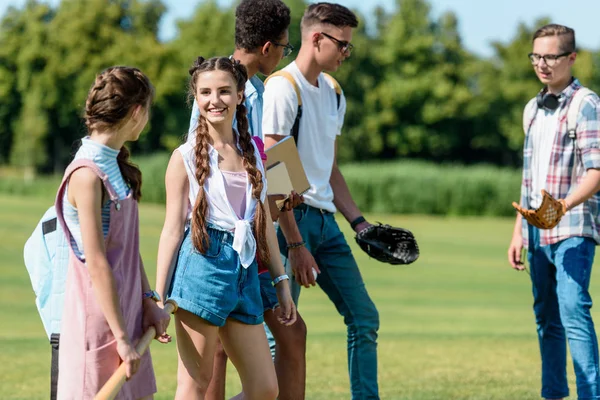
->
[272, 274, 290, 286]
[286, 241, 306, 249]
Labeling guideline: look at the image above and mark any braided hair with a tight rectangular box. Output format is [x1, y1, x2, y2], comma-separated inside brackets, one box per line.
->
[187, 56, 270, 264]
[84, 66, 154, 200]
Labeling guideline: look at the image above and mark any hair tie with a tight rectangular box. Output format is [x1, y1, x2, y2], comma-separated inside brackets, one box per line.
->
[229, 56, 242, 68]
[188, 56, 206, 76]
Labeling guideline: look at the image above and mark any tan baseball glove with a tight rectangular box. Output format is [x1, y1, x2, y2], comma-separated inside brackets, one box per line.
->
[512, 190, 567, 229]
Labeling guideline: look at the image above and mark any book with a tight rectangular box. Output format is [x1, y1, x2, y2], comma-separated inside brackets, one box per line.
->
[266, 161, 294, 196]
[265, 136, 311, 207]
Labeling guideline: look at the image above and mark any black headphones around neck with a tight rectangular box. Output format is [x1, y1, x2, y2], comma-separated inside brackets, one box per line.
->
[536, 89, 560, 111]
[536, 77, 575, 111]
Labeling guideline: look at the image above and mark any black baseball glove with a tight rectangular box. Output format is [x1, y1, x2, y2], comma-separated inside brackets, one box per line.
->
[355, 223, 419, 265]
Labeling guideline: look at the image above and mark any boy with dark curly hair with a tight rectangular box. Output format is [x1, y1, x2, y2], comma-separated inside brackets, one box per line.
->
[186, 1, 307, 399]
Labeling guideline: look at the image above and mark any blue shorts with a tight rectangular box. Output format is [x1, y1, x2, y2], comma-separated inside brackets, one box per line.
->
[167, 226, 263, 327]
[259, 272, 279, 311]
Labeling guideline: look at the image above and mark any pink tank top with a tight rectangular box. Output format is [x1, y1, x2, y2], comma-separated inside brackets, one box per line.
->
[221, 170, 247, 219]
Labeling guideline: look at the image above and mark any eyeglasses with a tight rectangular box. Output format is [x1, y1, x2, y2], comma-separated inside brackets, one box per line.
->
[528, 51, 572, 67]
[320, 32, 354, 55]
[270, 41, 294, 58]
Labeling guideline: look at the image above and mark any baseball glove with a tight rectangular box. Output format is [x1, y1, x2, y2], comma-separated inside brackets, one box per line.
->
[355, 223, 419, 265]
[512, 189, 567, 230]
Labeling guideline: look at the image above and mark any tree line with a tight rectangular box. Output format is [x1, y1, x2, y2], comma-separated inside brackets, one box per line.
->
[1, 0, 599, 176]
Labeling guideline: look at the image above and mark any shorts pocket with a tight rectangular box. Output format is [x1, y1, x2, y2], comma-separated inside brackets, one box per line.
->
[200, 235, 223, 258]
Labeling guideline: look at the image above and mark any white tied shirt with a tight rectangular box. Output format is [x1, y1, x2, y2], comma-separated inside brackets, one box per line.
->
[262, 61, 347, 213]
[177, 138, 267, 268]
[529, 106, 561, 208]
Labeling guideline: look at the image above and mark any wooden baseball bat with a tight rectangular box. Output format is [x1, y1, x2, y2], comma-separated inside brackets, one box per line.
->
[94, 300, 178, 400]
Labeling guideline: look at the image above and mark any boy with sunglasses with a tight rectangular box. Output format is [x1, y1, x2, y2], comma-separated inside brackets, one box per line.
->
[186, 1, 307, 399]
[508, 24, 600, 400]
[263, 2, 381, 399]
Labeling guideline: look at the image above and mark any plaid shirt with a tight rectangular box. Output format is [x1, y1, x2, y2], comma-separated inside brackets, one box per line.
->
[521, 79, 600, 247]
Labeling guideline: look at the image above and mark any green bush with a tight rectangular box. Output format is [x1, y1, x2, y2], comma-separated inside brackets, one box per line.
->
[0, 176, 61, 198]
[0, 156, 522, 216]
[340, 160, 521, 217]
[135, 152, 170, 204]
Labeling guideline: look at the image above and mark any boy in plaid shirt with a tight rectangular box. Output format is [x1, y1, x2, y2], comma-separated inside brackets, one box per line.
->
[508, 24, 600, 400]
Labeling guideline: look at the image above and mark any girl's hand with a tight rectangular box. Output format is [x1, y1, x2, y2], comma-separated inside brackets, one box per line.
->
[116, 338, 141, 379]
[275, 281, 297, 326]
[142, 299, 172, 344]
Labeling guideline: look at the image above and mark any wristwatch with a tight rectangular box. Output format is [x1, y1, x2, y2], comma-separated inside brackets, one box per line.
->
[142, 290, 161, 302]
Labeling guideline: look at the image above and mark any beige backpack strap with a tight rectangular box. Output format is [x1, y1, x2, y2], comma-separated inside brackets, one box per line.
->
[323, 73, 342, 96]
[523, 98, 537, 135]
[264, 70, 302, 106]
[567, 87, 593, 138]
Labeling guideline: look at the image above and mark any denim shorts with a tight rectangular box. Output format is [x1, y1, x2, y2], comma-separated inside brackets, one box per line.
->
[167, 226, 263, 327]
[259, 272, 279, 311]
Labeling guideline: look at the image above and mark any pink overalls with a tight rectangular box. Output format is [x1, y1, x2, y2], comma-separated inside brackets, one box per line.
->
[55, 160, 156, 400]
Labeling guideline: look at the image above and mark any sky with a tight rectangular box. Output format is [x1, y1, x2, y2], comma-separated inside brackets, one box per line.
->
[1, 0, 599, 57]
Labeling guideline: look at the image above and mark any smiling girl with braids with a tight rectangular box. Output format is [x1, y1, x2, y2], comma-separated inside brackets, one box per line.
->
[57, 66, 171, 400]
[155, 56, 296, 400]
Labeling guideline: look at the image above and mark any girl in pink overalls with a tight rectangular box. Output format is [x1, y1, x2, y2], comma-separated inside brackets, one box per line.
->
[56, 66, 171, 400]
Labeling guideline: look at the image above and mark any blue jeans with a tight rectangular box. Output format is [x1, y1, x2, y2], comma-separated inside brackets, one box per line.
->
[528, 226, 600, 399]
[277, 204, 380, 400]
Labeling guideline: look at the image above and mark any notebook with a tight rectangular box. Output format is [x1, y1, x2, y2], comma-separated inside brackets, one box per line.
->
[265, 136, 311, 205]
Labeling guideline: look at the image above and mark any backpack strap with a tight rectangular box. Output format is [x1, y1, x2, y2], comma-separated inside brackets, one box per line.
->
[264, 71, 343, 145]
[54, 159, 120, 244]
[323, 72, 342, 109]
[523, 97, 537, 135]
[567, 87, 594, 139]
[265, 70, 303, 144]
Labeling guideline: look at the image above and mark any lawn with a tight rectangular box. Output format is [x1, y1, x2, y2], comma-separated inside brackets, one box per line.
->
[1, 193, 594, 399]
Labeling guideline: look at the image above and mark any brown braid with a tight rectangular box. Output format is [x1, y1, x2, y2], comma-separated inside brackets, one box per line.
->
[191, 114, 211, 253]
[84, 66, 154, 201]
[235, 101, 270, 265]
[187, 56, 269, 263]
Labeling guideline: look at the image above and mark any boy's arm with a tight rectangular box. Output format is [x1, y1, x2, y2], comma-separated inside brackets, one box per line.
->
[564, 99, 600, 208]
[264, 134, 305, 245]
[330, 140, 371, 233]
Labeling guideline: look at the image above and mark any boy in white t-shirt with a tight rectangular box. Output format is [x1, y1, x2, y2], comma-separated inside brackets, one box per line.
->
[263, 3, 380, 398]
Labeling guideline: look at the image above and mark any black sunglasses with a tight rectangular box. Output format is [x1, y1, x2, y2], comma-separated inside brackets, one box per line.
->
[320, 32, 354, 54]
[270, 41, 294, 57]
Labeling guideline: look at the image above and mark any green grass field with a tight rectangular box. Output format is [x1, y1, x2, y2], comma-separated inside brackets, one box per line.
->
[2, 193, 596, 399]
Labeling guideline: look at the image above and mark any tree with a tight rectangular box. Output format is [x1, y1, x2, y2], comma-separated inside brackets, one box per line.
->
[0, 1, 54, 177]
[365, 0, 475, 162]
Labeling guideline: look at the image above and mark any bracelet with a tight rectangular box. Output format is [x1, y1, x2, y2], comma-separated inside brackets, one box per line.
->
[286, 241, 305, 249]
[142, 290, 161, 302]
[350, 216, 366, 230]
[272, 274, 290, 286]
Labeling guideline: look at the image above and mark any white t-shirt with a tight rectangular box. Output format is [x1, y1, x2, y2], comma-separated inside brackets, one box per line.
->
[262, 61, 346, 213]
[530, 107, 560, 208]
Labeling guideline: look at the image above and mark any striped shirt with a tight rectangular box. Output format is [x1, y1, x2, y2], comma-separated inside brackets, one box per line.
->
[187, 75, 265, 142]
[520, 79, 600, 246]
[63, 138, 129, 260]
